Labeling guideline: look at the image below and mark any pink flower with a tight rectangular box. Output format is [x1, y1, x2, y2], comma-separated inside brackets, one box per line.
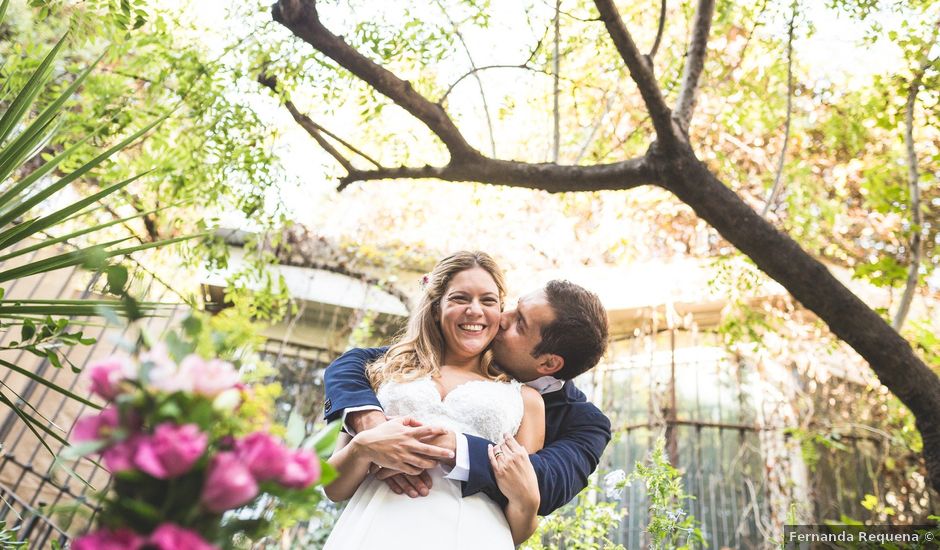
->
[147, 523, 219, 550]
[277, 449, 320, 489]
[72, 527, 144, 550]
[86, 356, 133, 400]
[234, 432, 291, 482]
[71, 406, 120, 443]
[142, 343, 193, 394]
[200, 452, 258, 513]
[178, 355, 240, 398]
[102, 435, 141, 473]
[134, 423, 207, 479]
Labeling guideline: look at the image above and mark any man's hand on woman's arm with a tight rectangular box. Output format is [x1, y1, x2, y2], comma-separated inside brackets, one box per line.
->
[346, 409, 387, 434]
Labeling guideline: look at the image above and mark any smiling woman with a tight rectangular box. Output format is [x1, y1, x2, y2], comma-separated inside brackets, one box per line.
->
[436, 267, 502, 368]
[366, 251, 509, 390]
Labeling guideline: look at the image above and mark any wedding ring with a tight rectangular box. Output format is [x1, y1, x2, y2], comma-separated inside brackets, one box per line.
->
[494, 450, 504, 457]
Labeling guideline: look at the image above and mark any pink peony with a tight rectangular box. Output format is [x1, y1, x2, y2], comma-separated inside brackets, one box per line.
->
[102, 435, 141, 473]
[147, 523, 219, 550]
[234, 432, 290, 481]
[86, 356, 133, 400]
[200, 452, 259, 513]
[72, 527, 144, 550]
[133, 423, 207, 479]
[277, 449, 321, 489]
[180, 355, 240, 398]
[71, 406, 120, 443]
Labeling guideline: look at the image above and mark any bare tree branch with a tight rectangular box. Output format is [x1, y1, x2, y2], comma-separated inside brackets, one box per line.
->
[552, 0, 562, 163]
[593, 0, 677, 142]
[536, 0, 602, 23]
[434, 0, 497, 157]
[575, 88, 616, 164]
[762, 4, 796, 218]
[258, 73, 382, 171]
[340, 155, 656, 193]
[649, 0, 667, 59]
[272, 0, 479, 160]
[894, 15, 940, 331]
[441, 64, 534, 102]
[674, 0, 716, 129]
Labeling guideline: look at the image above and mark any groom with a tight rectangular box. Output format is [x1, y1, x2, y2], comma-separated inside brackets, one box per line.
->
[323, 279, 611, 516]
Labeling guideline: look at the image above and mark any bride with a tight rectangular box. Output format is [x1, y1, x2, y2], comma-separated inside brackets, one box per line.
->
[322, 251, 544, 549]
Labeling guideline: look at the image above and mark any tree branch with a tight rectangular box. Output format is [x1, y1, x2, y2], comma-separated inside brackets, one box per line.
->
[272, 0, 479, 161]
[593, 0, 677, 143]
[552, 0, 562, 163]
[339, 155, 657, 193]
[258, 73, 381, 171]
[649, 0, 667, 59]
[440, 30, 546, 103]
[674, 0, 716, 129]
[434, 0, 497, 157]
[894, 15, 940, 331]
[762, 4, 796, 218]
[574, 89, 616, 164]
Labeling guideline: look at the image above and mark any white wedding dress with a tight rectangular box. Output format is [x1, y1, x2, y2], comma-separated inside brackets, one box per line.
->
[323, 376, 524, 550]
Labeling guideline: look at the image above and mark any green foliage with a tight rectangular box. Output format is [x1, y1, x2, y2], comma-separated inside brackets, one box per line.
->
[8, 0, 291, 320]
[521, 483, 625, 550]
[709, 254, 780, 346]
[623, 439, 706, 550]
[0, 5, 200, 452]
[0, 520, 26, 549]
[783, 427, 850, 472]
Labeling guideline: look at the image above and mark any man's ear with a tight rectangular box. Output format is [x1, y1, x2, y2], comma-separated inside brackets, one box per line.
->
[536, 354, 564, 376]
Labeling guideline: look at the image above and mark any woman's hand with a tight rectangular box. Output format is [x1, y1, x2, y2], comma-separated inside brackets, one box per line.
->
[488, 433, 540, 511]
[489, 433, 540, 544]
[351, 416, 454, 475]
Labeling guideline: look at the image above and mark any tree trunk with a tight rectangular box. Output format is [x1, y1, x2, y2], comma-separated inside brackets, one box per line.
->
[653, 141, 940, 493]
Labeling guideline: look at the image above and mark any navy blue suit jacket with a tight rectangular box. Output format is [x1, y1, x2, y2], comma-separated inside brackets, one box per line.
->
[323, 346, 612, 516]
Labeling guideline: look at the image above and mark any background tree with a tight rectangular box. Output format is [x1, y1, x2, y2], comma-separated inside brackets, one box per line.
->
[5, 0, 294, 319]
[262, 0, 940, 493]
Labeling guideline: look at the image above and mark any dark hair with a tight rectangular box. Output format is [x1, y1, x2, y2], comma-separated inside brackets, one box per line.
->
[532, 280, 609, 380]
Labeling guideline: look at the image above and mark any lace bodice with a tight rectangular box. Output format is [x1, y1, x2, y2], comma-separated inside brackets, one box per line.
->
[377, 376, 524, 442]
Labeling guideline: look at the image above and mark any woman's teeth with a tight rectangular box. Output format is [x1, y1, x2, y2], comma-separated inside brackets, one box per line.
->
[459, 324, 484, 332]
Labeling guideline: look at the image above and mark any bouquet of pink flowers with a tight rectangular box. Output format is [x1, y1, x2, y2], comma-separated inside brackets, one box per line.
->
[67, 317, 337, 549]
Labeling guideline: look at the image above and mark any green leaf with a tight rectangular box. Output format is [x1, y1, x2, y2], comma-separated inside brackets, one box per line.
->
[0, 171, 149, 251]
[318, 460, 337, 486]
[106, 265, 129, 295]
[285, 409, 306, 449]
[19, 318, 34, 341]
[0, 115, 168, 229]
[304, 420, 342, 458]
[164, 331, 193, 362]
[181, 314, 202, 338]
[0, 34, 66, 147]
[59, 439, 107, 461]
[46, 350, 63, 369]
[0, 389, 68, 453]
[0, 205, 168, 265]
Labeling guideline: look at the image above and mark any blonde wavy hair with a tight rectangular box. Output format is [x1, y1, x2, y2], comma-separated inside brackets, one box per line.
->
[367, 251, 509, 389]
